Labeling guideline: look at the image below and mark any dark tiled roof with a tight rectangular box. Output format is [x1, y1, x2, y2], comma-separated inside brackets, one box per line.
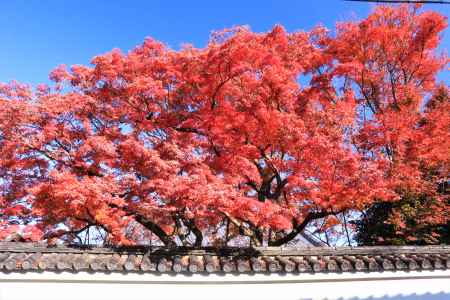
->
[0, 242, 448, 274]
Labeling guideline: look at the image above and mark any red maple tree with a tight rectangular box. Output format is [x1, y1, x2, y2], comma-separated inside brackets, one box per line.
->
[0, 4, 448, 246]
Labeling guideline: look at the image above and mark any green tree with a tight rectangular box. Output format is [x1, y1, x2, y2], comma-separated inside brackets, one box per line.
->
[353, 183, 449, 245]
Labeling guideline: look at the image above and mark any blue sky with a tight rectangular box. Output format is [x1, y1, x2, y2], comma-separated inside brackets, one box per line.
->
[0, 0, 448, 86]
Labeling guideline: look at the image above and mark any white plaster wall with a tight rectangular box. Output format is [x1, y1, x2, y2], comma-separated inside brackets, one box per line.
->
[0, 271, 449, 300]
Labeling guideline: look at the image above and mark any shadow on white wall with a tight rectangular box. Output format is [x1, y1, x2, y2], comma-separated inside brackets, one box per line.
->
[316, 292, 450, 300]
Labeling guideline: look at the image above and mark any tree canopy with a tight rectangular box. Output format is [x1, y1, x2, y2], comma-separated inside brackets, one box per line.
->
[0, 4, 448, 247]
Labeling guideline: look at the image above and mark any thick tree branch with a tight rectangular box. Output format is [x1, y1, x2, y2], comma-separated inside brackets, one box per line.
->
[221, 211, 262, 246]
[134, 213, 177, 247]
[108, 202, 177, 247]
[43, 224, 91, 242]
[183, 217, 203, 247]
[269, 210, 345, 246]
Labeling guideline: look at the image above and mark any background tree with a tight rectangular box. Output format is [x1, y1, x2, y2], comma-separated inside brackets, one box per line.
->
[353, 85, 450, 246]
[0, 4, 448, 246]
[353, 192, 450, 246]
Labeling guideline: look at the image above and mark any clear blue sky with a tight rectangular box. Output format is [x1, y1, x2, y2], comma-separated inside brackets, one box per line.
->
[0, 0, 448, 86]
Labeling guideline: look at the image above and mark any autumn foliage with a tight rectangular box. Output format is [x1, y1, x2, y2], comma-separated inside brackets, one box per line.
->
[0, 5, 448, 246]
